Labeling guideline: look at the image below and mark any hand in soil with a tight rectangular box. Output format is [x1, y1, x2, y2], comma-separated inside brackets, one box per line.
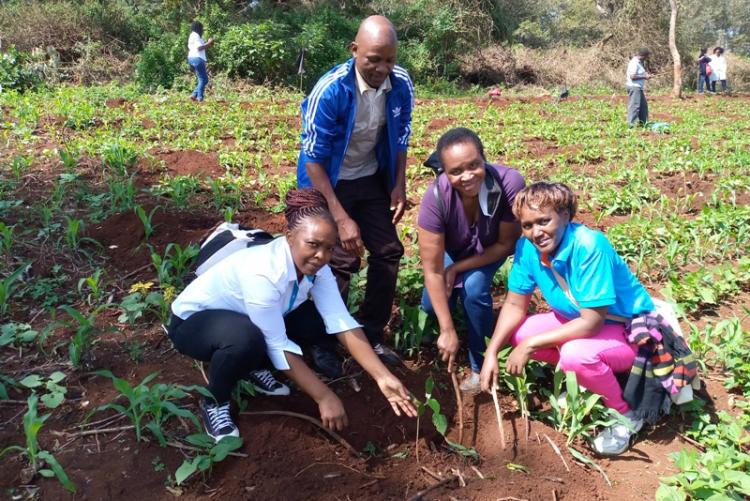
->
[376, 373, 418, 418]
[437, 328, 459, 372]
[318, 392, 348, 431]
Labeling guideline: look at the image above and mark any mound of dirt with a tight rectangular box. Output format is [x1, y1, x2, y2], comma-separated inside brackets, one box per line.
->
[152, 150, 224, 178]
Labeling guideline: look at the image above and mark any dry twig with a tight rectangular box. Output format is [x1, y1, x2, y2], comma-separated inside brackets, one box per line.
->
[491, 381, 507, 450]
[406, 475, 459, 501]
[294, 461, 383, 479]
[166, 441, 247, 458]
[542, 434, 570, 472]
[51, 425, 135, 438]
[420, 466, 442, 481]
[241, 410, 360, 457]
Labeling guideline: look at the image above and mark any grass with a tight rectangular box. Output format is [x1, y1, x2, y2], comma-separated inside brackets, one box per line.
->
[0, 83, 749, 496]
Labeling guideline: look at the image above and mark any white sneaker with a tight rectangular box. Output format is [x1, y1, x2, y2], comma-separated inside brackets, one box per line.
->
[592, 411, 643, 456]
[246, 369, 290, 396]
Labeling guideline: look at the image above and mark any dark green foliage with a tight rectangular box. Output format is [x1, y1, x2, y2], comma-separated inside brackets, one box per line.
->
[135, 33, 185, 91]
[0, 46, 44, 93]
[213, 21, 292, 81]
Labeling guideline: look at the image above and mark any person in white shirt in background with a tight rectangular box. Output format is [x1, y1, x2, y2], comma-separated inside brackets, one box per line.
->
[187, 21, 214, 102]
[709, 46, 728, 93]
[167, 188, 416, 442]
[625, 48, 652, 127]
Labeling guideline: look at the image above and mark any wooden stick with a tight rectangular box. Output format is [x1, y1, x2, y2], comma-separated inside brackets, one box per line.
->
[51, 425, 135, 438]
[241, 410, 360, 457]
[294, 461, 383, 479]
[420, 466, 442, 481]
[470, 465, 485, 479]
[552, 488, 559, 501]
[406, 475, 458, 501]
[450, 372, 464, 445]
[197, 362, 209, 385]
[491, 381, 507, 450]
[542, 434, 570, 472]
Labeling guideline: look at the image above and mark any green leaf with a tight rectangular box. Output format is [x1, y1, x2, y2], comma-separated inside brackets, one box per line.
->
[40, 392, 65, 409]
[425, 376, 434, 397]
[175, 459, 199, 485]
[655, 483, 687, 501]
[19, 374, 43, 388]
[211, 436, 243, 462]
[185, 433, 215, 449]
[48, 371, 66, 384]
[432, 412, 448, 435]
[565, 371, 579, 400]
[38, 450, 76, 492]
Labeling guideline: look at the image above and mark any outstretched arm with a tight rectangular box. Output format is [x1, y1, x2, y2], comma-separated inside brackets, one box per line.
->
[282, 353, 348, 431]
[336, 329, 417, 418]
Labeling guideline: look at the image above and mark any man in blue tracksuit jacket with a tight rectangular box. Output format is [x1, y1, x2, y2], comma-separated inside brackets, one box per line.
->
[297, 15, 413, 369]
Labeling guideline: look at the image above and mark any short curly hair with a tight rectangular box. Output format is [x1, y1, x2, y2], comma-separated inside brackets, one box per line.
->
[511, 182, 577, 220]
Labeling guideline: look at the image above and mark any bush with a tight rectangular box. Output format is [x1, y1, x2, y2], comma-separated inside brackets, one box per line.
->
[213, 21, 292, 82]
[135, 33, 185, 92]
[0, 46, 45, 93]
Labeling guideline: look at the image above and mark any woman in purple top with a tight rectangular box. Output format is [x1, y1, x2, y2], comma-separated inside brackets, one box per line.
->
[417, 128, 525, 391]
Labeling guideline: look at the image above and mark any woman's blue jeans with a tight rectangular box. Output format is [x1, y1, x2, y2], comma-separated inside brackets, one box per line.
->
[697, 74, 710, 93]
[421, 254, 504, 373]
[188, 57, 208, 101]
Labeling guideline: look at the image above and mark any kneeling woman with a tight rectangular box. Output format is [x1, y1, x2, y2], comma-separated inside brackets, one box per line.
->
[418, 128, 524, 391]
[168, 189, 416, 441]
[479, 182, 653, 456]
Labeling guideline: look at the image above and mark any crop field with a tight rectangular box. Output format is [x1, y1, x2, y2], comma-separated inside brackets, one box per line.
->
[1, 85, 749, 500]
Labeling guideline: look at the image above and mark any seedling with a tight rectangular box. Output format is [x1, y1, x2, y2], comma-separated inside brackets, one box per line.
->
[0, 263, 29, 316]
[77, 268, 107, 306]
[395, 303, 430, 356]
[18, 372, 67, 409]
[134, 205, 160, 241]
[0, 394, 75, 492]
[59, 305, 104, 369]
[174, 434, 243, 485]
[94, 370, 207, 445]
[0, 222, 14, 253]
[0, 322, 38, 348]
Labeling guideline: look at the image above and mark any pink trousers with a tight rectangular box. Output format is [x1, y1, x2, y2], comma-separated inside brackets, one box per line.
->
[510, 312, 636, 414]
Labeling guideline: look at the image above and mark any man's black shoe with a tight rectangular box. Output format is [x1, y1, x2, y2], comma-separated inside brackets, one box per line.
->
[310, 344, 343, 380]
[373, 343, 402, 366]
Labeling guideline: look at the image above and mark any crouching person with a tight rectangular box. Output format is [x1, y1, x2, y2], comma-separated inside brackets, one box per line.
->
[480, 182, 696, 455]
[167, 188, 417, 442]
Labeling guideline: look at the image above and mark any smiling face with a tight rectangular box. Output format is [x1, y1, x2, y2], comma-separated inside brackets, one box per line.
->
[441, 141, 486, 199]
[518, 204, 570, 255]
[287, 217, 337, 278]
[351, 38, 396, 89]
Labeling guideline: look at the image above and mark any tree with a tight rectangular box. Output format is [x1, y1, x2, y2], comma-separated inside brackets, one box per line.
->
[668, 0, 682, 97]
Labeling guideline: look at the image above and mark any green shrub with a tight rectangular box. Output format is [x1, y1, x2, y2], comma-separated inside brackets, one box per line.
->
[0, 46, 45, 93]
[214, 21, 292, 81]
[135, 33, 184, 91]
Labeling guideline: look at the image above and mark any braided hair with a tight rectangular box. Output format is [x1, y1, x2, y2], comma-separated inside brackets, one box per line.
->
[284, 188, 336, 232]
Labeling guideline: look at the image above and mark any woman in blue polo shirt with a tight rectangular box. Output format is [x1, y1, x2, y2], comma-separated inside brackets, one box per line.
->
[479, 182, 654, 456]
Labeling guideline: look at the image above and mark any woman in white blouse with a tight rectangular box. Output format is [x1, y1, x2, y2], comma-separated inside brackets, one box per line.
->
[709, 46, 728, 93]
[187, 21, 214, 101]
[168, 189, 416, 442]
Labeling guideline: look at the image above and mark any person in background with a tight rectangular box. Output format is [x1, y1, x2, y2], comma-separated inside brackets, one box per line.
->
[187, 21, 214, 102]
[697, 48, 712, 94]
[167, 188, 416, 442]
[296, 15, 414, 372]
[625, 48, 651, 127]
[418, 128, 524, 392]
[709, 47, 728, 93]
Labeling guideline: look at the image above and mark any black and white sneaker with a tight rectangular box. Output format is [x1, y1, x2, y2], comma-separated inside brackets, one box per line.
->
[373, 343, 402, 366]
[200, 400, 239, 442]
[246, 369, 290, 396]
